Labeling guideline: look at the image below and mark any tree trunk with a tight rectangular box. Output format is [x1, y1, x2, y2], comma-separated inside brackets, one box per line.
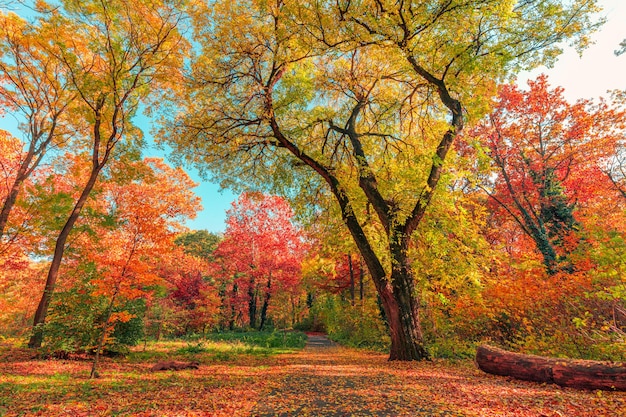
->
[91, 290, 118, 379]
[476, 345, 626, 391]
[359, 258, 364, 302]
[28, 166, 102, 348]
[0, 167, 29, 239]
[379, 277, 429, 361]
[248, 276, 257, 328]
[259, 275, 271, 330]
[229, 283, 238, 330]
[348, 254, 355, 306]
[0, 126, 54, 239]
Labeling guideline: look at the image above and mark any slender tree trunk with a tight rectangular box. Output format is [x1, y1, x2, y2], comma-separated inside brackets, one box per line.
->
[0, 169, 29, 238]
[259, 274, 271, 330]
[0, 121, 57, 239]
[348, 254, 355, 306]
[91, 288, 118, 379]
[28, 166, 102, 348]
[359, 258, 364, 302]
[229, 283, 238, 330]
[248, 276, 257, 328]
[290, 294, 297, 327]
[156, 320, 162, 341]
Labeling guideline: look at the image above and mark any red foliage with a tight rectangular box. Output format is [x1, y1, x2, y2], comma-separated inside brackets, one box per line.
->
[212, 192, 306, 328]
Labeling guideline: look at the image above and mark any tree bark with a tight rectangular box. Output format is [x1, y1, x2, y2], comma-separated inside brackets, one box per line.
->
[348, 254, 355, 306]
[0, 139, 49, 238]
[385, 237, 429, 360]
[0, 162, 31, 238]
[91, 288, 119, 379]
[0, 107, 63, 239]
[259, 275, 271, 330]
[476, 345, 626, 391]
[248, 276, 257, 328]
[359, 258, 364, 302]
[29, 99, 111, 349]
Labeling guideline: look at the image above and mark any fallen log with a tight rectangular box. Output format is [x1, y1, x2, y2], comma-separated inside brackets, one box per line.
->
[476, 345, 626, 391]
[150, 360, 200, 372]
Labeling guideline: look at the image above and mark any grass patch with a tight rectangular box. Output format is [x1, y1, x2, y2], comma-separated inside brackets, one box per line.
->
[125, 330, 306, 363]
[204, 330, 307, 349]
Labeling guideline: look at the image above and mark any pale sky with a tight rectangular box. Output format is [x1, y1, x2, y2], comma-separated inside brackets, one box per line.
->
[520, 0, 626, 101]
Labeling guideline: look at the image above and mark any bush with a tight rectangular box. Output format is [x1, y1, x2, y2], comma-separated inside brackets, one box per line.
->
[42, 287, 146, 357]
[318, 295, 389, 351]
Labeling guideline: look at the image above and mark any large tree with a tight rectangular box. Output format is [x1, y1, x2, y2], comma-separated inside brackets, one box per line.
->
[160, 0, 602, 360]
[28, 0, 188, 348]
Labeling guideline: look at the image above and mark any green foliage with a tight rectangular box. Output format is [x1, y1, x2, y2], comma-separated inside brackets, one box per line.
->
[174, 230, 221, 260]
[42, 277, 147, 357]
[318, 295, 389, 351]
[111, 299, 146, 348]
[426, 339, 477, 360]
[176, 341, 207, 354]
[204, 330, 307, 349]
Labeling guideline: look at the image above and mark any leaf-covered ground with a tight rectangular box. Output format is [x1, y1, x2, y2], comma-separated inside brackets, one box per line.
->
[0, 336, 624, 416]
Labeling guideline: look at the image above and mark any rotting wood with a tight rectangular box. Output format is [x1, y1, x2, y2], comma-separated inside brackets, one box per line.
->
[476, 345, 626, 391]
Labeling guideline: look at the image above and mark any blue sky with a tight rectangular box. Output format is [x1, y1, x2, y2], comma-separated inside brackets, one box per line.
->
[1, 0, 624, 233]
[132, 113, 237, 233]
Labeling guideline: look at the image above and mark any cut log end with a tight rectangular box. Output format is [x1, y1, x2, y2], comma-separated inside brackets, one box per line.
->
[476, 345, 626, 391]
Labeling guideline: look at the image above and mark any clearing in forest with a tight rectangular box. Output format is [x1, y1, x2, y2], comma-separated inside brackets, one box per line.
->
[0, 334, 624, 416]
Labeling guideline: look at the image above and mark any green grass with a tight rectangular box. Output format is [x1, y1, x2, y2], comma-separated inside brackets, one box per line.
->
[204, 330, 307, 349]
[126, 330, 307, 363]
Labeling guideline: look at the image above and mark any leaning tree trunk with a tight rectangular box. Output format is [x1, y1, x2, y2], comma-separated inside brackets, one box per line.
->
[0, 129, 52, 239]
[0, 165, 29, 239]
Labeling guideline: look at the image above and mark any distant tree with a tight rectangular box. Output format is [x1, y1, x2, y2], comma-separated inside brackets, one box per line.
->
[213, 193, 305, 330]
[470, 75, 625, 273]
[175, 230, 221, 261]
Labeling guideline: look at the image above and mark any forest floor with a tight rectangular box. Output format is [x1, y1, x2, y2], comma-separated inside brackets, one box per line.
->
[0, 334, 624, 416]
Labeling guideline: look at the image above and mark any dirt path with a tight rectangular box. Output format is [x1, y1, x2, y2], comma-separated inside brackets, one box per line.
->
[303, 333, 337, 349]
[249, 335, 625, 417]
[251, 334, 462, 416]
